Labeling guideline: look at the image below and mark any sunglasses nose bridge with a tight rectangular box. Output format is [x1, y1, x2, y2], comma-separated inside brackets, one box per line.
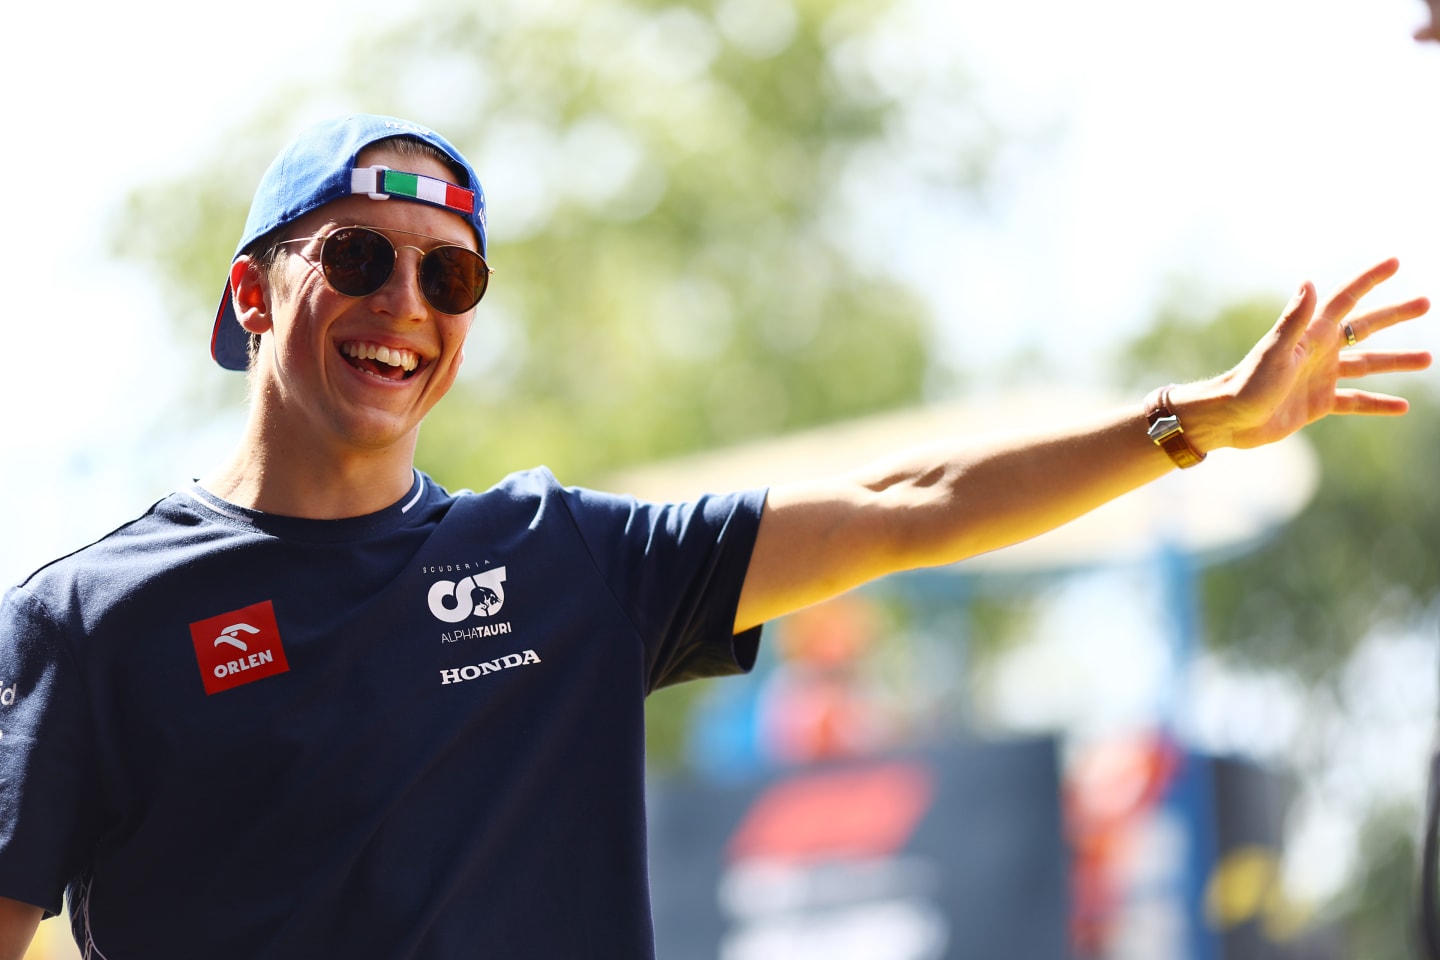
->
[369, 243, 430, 316]
[387, 244, 427, 277]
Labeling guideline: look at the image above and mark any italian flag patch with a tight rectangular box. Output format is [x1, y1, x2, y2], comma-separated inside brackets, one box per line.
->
[351, 165, 475, 215]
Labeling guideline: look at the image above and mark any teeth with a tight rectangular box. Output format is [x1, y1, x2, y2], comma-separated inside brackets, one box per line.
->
[342, 342, 419, 372]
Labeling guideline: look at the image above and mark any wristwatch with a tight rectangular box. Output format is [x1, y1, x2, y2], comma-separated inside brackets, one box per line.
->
[1144, 385, 1205, 469]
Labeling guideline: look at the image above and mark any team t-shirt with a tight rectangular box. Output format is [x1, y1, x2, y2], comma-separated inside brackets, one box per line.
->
[0, 468, 766, 958]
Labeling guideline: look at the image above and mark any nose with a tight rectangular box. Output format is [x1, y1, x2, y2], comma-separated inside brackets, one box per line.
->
[372, 245, 429, 321]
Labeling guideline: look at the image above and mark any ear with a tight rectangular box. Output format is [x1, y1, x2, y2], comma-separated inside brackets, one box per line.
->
[230, 256, 274, 335]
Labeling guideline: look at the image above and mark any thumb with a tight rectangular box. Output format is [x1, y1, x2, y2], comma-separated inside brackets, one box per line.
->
[1273, 280, 1314, 350]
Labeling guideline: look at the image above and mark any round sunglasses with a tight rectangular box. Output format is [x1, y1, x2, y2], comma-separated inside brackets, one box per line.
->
[274, 226, 491, 315]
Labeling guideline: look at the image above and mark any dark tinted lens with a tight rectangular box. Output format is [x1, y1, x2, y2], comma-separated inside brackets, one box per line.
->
[321, 228, 395, 297]
[420, 247, 489, 314]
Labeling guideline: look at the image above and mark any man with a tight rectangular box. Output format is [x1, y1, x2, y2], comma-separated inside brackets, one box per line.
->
[0, 113, 1429, 959]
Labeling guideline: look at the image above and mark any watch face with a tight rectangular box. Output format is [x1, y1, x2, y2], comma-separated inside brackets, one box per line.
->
[1148, 415, 1182, 443]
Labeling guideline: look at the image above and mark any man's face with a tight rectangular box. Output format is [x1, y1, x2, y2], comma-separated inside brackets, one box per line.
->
[243, 144, 480, 456]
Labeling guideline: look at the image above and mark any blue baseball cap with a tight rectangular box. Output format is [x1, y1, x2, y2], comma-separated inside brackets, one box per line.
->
[210, 114, 488, 371]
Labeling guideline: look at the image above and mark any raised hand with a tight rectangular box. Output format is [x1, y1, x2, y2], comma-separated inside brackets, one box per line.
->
[1183, 258, 1431, 452]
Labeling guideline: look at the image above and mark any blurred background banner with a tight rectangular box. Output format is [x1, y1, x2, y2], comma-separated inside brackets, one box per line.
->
[649, 739, 1317, 960]
[648, 738, 1070, 960]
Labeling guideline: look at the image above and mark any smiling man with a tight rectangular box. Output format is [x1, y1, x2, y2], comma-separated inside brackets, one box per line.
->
[0, 113, 1430, 959]
[209, 125, 489, 517]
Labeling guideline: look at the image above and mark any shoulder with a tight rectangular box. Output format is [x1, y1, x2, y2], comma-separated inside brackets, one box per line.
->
[427, 468, 765, 549]
[435, 467, 617, 523]
[8, 490, 218, 618]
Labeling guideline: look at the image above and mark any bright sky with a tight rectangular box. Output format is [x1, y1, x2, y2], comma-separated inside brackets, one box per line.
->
[1, 0, 1437, 924]
[898, 0, 1440, 373]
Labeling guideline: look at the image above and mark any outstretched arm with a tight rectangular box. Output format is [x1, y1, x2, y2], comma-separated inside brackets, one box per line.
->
[735, 258, 1431, 632]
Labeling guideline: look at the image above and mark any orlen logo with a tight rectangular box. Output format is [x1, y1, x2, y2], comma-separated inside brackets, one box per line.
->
[189, 600, 291, 695]
[428, 566, 507, 624]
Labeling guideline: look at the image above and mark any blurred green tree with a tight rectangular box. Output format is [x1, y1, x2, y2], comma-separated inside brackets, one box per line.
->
[1117, 289, 1440, 954]
[1329, 802, 1418, 960]
[1116, 292, 1440, 680]
[110, 0, 1000, 768]
[113, 0, 998, 483]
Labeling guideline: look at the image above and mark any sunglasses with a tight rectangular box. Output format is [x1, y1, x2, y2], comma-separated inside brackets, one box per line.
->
[275, 226, 491, 315]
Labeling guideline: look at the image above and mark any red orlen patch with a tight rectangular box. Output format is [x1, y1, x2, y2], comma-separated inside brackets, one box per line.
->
[726, 762, 936, 865]
[189, 600, 291, 695]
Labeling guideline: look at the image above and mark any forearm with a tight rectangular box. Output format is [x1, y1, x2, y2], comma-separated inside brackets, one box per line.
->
[737, 400, 1179, 630]
[863, 403, 1175, 564]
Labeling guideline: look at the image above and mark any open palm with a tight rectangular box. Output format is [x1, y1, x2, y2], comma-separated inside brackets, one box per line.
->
[1222, 258, 1430, 450]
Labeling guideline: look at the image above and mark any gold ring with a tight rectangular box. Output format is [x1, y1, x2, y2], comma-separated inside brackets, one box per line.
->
[1343, 322, 1358, 347]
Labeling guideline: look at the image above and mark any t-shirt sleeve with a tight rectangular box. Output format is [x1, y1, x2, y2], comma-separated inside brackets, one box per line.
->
[0, 585, 100, 916]
[559, 483, 768, 692]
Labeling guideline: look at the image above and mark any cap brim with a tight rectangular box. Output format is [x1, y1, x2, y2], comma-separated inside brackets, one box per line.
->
[211, 280, 251, 371]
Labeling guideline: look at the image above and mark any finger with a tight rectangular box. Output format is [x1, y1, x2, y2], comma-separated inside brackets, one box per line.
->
[1338, 350, 1434, 378]
[1319, 257, 1402, 320]
[1342, 296, 1431, 342]
[1273, 281, 1315, 351]
[1330, 389, 1411, 416]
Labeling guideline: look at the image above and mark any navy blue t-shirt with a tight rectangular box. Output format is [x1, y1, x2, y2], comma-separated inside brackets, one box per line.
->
[0, 468, 766, 958]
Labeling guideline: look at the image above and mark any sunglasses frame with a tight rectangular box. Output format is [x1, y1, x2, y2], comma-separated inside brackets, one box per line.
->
[272, 225, 492, 315]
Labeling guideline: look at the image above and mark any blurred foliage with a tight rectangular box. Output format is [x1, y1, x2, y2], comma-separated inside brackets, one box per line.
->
[1117, 293, 1440, 683]
[1326, 802, 1418, 960]
[1118, 294, 1284, 386]
[109, 0, 1001, 768]
[1119, 288, 1440, 955]
[112, 0, 999, 484]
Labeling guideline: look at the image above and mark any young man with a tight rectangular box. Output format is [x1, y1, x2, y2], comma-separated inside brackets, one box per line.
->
[0, 113, 1429, 959]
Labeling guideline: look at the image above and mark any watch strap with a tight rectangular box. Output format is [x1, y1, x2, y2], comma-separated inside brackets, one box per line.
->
[1144, 385, 1206, 469]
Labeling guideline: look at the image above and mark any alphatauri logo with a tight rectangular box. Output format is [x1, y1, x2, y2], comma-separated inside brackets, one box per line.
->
[428, 566, 507, 624]
[189, 600, 291, 695]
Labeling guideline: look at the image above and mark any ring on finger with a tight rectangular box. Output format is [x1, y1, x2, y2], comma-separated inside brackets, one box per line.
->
[1343, 322, 1358, 347]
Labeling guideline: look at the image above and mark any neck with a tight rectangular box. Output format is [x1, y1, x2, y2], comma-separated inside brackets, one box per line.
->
[200, 421, 422, 520]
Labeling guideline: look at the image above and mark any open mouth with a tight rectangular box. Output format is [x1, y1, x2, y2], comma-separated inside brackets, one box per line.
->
[340, 342, 422, 381]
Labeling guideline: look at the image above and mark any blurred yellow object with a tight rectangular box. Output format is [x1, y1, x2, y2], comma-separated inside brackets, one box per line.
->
[1203, 845, 1312, 942]
[23, 916, 81, 960]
